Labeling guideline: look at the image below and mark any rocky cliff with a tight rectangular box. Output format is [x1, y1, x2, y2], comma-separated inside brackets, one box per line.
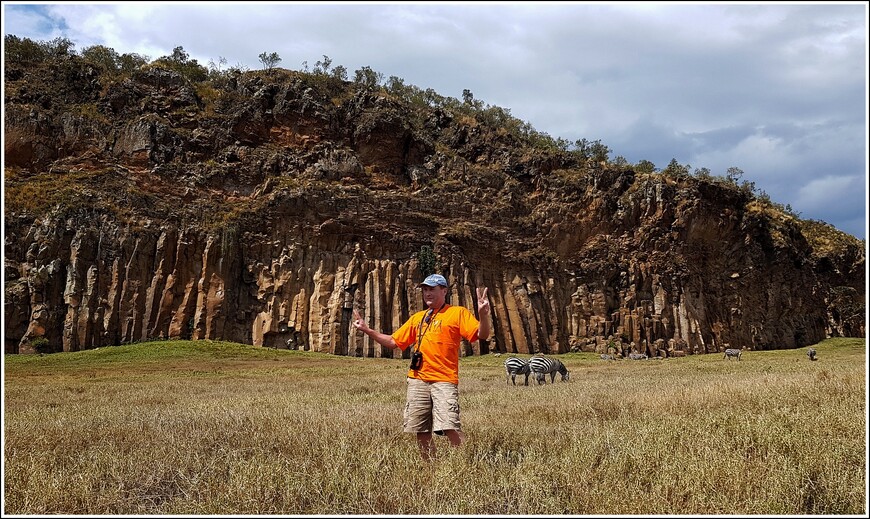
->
[4, 52, 865, 356]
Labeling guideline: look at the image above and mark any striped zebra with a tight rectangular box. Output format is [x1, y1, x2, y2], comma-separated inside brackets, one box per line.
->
[628, 352, 648, 360]
[529, 356, 570, 385]
[806, 348, 818, 361]
[504, 357, 532, 386]
[723, 348, 742, 361]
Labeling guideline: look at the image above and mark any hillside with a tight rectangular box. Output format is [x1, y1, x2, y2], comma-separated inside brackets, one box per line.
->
[3, 40, 865, 355]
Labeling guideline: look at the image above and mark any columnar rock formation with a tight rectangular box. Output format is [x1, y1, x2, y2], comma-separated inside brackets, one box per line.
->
[5, 191, 864, 357]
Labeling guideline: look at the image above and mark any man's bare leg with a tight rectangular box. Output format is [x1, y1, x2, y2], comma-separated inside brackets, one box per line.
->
[444, 429, 464, 447]
[417, 432, 436, 460]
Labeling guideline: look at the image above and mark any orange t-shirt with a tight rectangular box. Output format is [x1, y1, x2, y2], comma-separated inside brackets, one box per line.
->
[391, 304, 480, 384]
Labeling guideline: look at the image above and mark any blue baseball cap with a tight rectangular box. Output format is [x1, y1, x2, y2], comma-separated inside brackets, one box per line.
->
[419, 274, 448, 287]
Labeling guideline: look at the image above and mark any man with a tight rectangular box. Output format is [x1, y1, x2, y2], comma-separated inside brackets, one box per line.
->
[352, 273, 490, 460]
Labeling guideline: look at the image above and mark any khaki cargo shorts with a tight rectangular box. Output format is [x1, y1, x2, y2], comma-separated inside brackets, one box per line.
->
[403, 377, 461, 435]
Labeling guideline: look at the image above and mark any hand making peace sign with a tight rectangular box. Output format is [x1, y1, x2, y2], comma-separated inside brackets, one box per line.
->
[476, 287, 490, 316]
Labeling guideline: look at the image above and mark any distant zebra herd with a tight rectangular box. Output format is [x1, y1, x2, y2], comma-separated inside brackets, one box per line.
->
[502, 345, 819, 386]
[504, 356, 570, 386]
[722, 347, 818, 361]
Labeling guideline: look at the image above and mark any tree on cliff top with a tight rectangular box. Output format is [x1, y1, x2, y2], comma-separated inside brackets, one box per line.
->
[259, 51, 281, 73]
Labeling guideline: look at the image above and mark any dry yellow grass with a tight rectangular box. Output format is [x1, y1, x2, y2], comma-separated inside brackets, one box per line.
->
[3, 338, 866, 515]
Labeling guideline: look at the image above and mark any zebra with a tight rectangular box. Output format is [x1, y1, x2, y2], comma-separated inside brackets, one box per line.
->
[628, 352, 648, 360]
[807, 348, 818, 361]
[504, 357, 532, 386]
[529, 356, 570, 385]
[724, 348, 742, 361]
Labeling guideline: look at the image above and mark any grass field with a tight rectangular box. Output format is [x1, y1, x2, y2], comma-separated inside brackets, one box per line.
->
[3, 337, 867, 515]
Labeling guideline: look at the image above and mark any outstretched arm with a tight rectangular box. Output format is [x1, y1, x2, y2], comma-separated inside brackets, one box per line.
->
[352, 309, 398, 349]
[476, 287, 491, 341]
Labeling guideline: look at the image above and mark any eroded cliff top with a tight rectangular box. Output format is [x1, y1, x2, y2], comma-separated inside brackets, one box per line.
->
[5, 53, 862, 269]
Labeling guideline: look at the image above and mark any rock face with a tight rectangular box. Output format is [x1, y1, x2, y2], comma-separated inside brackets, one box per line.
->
[4, 54, 865, 356]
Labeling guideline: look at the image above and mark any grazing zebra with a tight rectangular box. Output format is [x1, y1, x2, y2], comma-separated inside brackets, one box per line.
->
[628, 352, 648, 360]
[807, 348, 818, 361]
[724, 348, 742, 361]
[529, 356, 570, 385]
[504, 357, 532, 386]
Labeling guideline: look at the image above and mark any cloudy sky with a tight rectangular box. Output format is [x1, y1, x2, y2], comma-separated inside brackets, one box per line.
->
[3, 1, 867, 239]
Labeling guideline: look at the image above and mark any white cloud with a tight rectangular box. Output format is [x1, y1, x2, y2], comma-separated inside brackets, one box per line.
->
[794, 175, 866, 216]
